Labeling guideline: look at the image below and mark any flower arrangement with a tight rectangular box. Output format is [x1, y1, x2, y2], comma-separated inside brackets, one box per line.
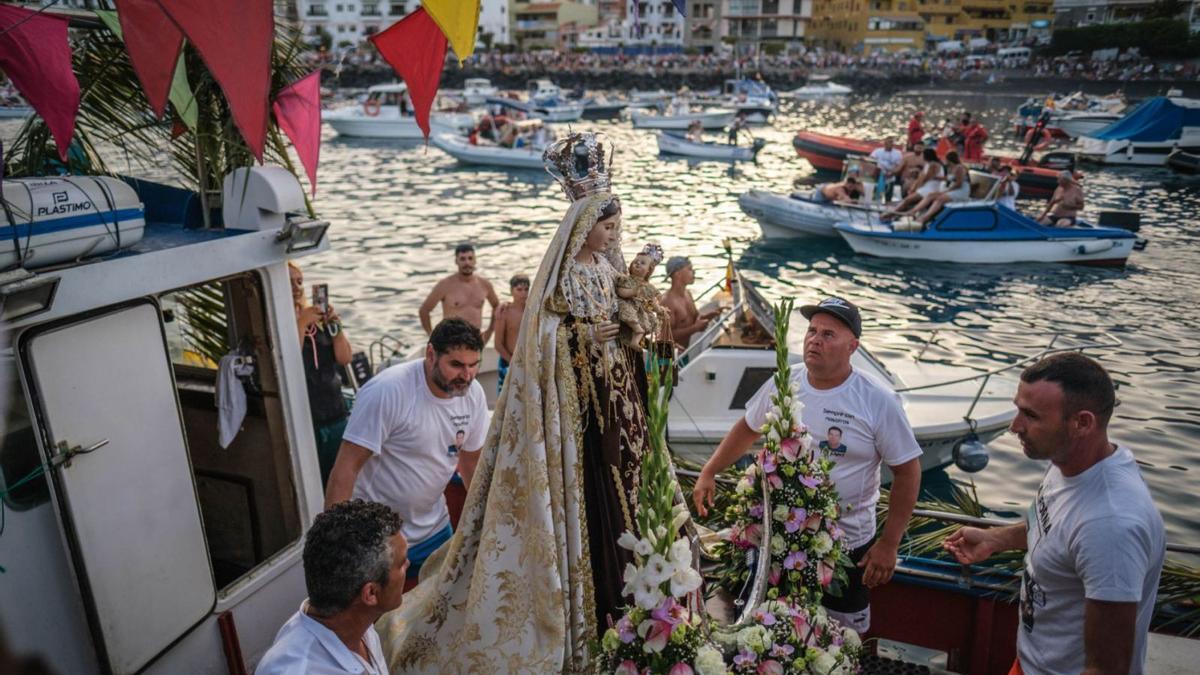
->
[600, 357, 719, 674]
[710, 299, 853, 606]
[716, 600, 863, 675]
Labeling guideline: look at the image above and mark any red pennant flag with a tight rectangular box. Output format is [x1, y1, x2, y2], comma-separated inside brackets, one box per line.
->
[0, 6, 80, 160]
[370, 9, 447, 139]
[116, 0, 183, 119]
[272, 71, 322, 196]
[156, 0, 273, 161]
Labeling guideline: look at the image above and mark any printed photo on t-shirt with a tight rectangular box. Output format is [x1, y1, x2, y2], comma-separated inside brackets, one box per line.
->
[817, 425, 848, 458]
[447, 429, 465, 457]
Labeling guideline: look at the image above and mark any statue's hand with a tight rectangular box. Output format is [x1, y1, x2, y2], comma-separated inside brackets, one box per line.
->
[593, 321, 620, 343]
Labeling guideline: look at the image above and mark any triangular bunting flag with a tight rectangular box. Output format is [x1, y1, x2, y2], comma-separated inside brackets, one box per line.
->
[156, 0, 273, 160]
[272, 71, 322, 196]
[672, 0, 687, 15]
[95, 8, 198, 131]
[0, 5, 80, 161]
[371, 9, 447, 139]
[421, 0, 480, 64]
[113, 0, 183, 119]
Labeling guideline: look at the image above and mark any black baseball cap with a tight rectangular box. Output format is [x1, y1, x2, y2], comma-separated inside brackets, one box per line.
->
[800, 297, 862, 338]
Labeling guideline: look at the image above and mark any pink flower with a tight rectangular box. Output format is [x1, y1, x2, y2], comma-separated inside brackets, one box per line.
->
[615, 660, 639, 675]
[804, 513, 823, 532]
[762, 453, 777, 474]
[752, 608, 776, 626]
[784, 507, 808, 533]
[669, 664, 695, 675]
[651, 596, 688, 631]
[744, 523, 762, 547]
[829, 524, 844, 541]
[819, 561, 835, 586]
[768, 564, 782, 585]
[792, 613, 809, 637]
[799, 474, 822, 489]
[783, 550, 808, 570]
[779, 437, 801, 461]
[638, 618, 672, 653]
[733, 649, 757, 667]
[770, 643, 795, 658]
[757, 660, 784, 675]
[616, 615, 636, 644]
[748, 502, 764, 518]
[766, 473, 783, 490]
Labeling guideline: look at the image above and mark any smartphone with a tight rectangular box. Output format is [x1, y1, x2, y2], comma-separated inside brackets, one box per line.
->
[312, 283, 329, 314]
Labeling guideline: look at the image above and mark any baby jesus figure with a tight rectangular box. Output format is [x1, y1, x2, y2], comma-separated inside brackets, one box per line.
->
[616, 243, 669, 349]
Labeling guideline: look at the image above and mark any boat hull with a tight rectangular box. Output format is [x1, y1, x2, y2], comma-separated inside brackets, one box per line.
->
[324, 111, 473, 139]
[632, 109, 736, 130]
[1052, 114, 1121, 138]
[1079, 136, 1200, 166]
[1167, 150, 1200, 174]
[657, 133, 762, 161]
[738, 189, 872, 238]
[836, 226, 1136, 266]
[429, 134, 545, 169]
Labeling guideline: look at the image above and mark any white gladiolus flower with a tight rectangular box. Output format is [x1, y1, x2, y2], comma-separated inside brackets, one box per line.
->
[617, 531, 639, 552]
[633, 575, 665, 610]
[765, 409, 777, 424]
[670, 564, 702, 596]
[656, 526, 668, 542]
[622, 562, 640, 595]
[643, 553, 672, 585]
[635, 537, 654, 557]
[766, 428, 780, 443]
[672, 508, 690, 531]
[694, 645, 728, 675]
[670, 538, 692, 566]
[772, 504, 790, 522]
[645, 527, 659, 546]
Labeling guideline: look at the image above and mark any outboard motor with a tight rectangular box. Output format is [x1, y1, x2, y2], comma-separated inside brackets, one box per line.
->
[953, 432, 990, 473]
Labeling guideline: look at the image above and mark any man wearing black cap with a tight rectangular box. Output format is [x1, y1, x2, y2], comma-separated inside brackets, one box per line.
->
[693, 297, 923, 634]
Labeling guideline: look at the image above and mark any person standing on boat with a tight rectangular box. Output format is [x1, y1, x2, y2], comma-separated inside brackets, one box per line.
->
[692, 297, 923, 634]
[418, 243, 500, 344]
[662, 255, 720, 349]
[1037, 171, 1085, 227]
[324, 319, 488, 584]
[906, 110, 925, 151]
[868, 138, 904, 203]
[290, 261, 353, 488]
[943, 353, 1165, 675]
[990, 163, 1020, 210]
[963, 116, 989, 161]
[256, 500, 407, 675]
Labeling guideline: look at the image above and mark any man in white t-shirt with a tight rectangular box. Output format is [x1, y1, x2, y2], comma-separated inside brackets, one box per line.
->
[944, 353, 1165, 675]
[257, 500, 407, 674]
[692, 297, 923, 633]
[325, 318, 488, 581]
[868, 138, 905, 203]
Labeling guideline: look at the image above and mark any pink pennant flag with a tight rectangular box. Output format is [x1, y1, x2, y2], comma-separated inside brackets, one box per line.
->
[157, 0, 273, 161]
[0, 5, 80, 160]
[370, 8, 447, 139]
[272, 71, 322, 196]
[116, 0, 184, 119]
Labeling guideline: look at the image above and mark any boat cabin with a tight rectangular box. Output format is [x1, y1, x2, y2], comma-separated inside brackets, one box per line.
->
[0, 167, 328, 673]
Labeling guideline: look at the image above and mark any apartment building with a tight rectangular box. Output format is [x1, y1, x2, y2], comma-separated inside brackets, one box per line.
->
[723, 0, 813, 51]
[1053, 0, 1200, 30]
[809, 0, 1055, 52]
[512, 1, 600, 49]
[294, 0, 512, 48]
[685, 0, 726, 50]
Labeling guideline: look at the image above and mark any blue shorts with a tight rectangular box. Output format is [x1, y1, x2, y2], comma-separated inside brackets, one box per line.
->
[406, 523, 453, 579]
[497, 356, 510, 393]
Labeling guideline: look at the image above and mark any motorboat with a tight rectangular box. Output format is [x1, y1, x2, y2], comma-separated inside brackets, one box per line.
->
[792, 131, 1066, 198]
[782, 75, 852, 99]
[694, 79, 779, 124]
[1046, 109, 1123, 139]
[656, 132, 765, 162]
[324, 83, 474, 139]
[430, 131, 547, 170]
[462, 77, 498, 105]
[1079, 96, 1200, 166]
[579, 94, 628, 119]
[1167, 149, 1200, 174]
[739, 189, 881, 239]
[1017, 90, 1126, 118]
[667, 272, 1071, 475]
[835, 202, 1144, 266]
[631, 108, 737, 130]
[485, 94, 584, 123]
[629, 89, 673, 106]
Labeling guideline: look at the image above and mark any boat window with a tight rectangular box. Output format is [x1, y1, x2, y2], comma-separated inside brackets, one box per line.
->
[729, 367, 776, 410]
[160, 273, 302, 592]
[936, 207, 998, 232]
[0, 368, 48, 510]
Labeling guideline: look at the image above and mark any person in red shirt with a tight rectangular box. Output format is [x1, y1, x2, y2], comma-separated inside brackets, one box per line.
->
[963, 118, 989, 161]
[906, 110, 925, 151]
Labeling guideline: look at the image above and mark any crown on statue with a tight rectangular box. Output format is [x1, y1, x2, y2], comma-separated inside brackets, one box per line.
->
[542, 132, 614, 201]
[640, 243, 664, 265]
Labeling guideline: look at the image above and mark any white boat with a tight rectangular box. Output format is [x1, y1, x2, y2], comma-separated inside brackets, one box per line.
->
[462, 77, 498, 105]
[667, 274, 1086, 476]
[631, 108, 737, 130]
[1048, 110, 1123, 138]
[430, 132, 547, 169]
[485, 94, 584, 123]
[656, 132, 765, 162]
[0, 177, 147, 269]
[1079, 96, 1200, 166]
[629, 89, 673, 105]
[783, 76, 852, 99]
[695, 79, 780, 123]
[324, 83, 474, 139]
[738, 189, 881, 239]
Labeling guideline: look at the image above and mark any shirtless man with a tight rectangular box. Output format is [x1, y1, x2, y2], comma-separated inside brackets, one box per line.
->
[896, 141, 926, 196]
[1038, 171, 1085, 227]
[811, 176, 861, 204]
[419, 243, 500, 343]
[492, 274, 529, 392]
[661, 256, 719, 349]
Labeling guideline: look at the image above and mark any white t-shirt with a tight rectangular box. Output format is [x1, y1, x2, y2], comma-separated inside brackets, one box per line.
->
[997, 179, 1020, 210]
[1017, 446, 1165, 675]
[255, 602, 386, 675]
[868, 147, 904, 176]
[344, 360, 488, 545]
[744, 367, 922, 549]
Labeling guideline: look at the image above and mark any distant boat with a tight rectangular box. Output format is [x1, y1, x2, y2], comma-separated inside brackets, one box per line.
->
[656, 132, 765, 162]
[485, 94, 584, 123]
[631, 108, 736, 130]
[1079, 96, 1200, 166]
[324, 83, 473, 139]
[462, 78, 498, 105]
[694, 78, 779, 123]
[782, 76, 852, 99]
[579, 95, 628, 119]
[738, 189, 880, 239]
[429, 133, 546, 170]
[1048, 110, 1123, 138]
[835, 203, 1143, 266]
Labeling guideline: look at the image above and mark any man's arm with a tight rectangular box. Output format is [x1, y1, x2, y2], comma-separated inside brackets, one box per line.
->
[1082, 599, 1138, 675]
[692, 419, 762, 516]
[481, 280, 500, 344]
[457, 449, 481, 492]
[943, 522, 1028, 563]
[418, 281, 445, 335]
[860, 457, 920, 587]
[324, 441, 373, 508]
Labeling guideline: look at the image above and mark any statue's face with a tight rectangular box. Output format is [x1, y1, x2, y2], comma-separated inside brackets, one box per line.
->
[585, 214, 619, 254]
[629, 255, 652, 280]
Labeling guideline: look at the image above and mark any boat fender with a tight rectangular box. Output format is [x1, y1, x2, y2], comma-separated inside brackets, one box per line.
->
[363, 99, 381, 117]
[953, 434, 989, 473]
[1075, 240, 1116, 255]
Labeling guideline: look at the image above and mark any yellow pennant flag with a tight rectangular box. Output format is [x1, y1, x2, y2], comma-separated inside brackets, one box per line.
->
[421, 0, 480, 63]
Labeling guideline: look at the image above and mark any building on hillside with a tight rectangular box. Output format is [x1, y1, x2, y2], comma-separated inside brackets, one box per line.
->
[808, 0, 1055, 52]
[512, 1, 601, 49]
[685, 0, 727, 51]
[723, 0, 812, 53]
[480, 0, 512, 46]
[1052, 0, 1200, 30]
[578, 1, 687, 48]
[295, 0, 405, 46]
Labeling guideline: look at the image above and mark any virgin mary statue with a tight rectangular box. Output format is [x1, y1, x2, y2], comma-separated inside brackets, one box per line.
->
[380, 132, 648, 673]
